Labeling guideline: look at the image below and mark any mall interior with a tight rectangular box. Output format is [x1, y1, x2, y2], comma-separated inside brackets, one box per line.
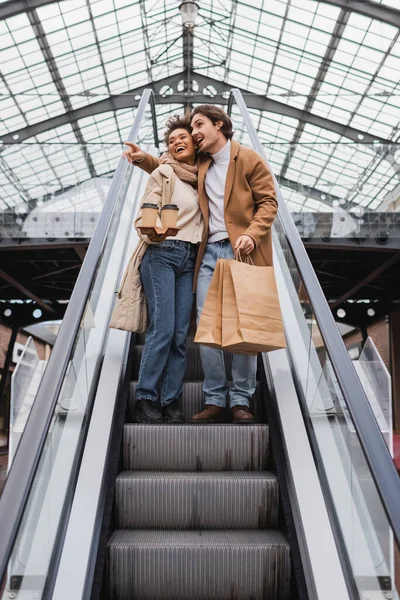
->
[0, 0, 400, 598]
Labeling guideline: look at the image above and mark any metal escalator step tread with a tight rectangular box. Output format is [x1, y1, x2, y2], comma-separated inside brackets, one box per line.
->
[107, 529, 290, 600]
[123, 424, 269, 471]
[128, 381, 262, 423]
[115, 471, 279, 529]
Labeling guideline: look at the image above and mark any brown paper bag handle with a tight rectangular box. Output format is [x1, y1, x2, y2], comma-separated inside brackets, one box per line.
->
[234, 249, 255, 265]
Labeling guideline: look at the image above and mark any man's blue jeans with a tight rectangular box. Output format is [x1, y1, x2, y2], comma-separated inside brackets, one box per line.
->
[196, 239, 257, 408]
[136, 240, 197, 406]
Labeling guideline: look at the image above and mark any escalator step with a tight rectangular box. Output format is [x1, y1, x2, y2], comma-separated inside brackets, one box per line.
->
[107, 529, 290, 600]
[115, 471, 279, 529]
[131, 345, 232, 381]
[123, 424, 269, 472]
[128, 381, 262, 423]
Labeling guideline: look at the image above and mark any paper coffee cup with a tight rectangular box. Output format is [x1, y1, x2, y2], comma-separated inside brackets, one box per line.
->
[141, 203, 158, 227]
[161, 204, 179, 228]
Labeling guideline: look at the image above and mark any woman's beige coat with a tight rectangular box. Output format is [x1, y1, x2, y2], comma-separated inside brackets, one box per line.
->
[109, 165, 175, 333]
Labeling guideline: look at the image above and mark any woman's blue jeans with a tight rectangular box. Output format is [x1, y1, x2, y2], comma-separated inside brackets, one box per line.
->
[136, 240, 197, 406]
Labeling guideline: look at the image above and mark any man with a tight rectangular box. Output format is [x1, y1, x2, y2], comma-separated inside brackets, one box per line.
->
[123, 105, 278, 423]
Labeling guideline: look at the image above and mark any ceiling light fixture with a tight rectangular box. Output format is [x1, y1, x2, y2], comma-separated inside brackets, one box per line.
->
[179, 1, 199, 28]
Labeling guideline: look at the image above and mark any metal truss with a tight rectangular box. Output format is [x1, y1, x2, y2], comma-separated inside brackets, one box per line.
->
[330, 251, 400, 308]
[0, 0, 68, 20]
[84, 0, 128, 150]
[2, 0, 399, 26]
[27, 8, 96, 178]
[222, 0, 238, 84]
[277, 176, 344, 207]
[279, 6, 350, 178]
[140, 0, 155, 85]
[0, 154, 33, 209]
[317, 0, 400, 27]
[1, 70, 395, 147]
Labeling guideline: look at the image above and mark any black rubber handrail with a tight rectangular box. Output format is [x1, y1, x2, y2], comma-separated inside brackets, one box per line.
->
[228, 88, 400, 548]
[0, 89, 153, 582]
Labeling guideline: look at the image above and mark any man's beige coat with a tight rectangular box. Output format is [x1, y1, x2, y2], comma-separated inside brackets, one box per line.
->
[138, 140, 278, 288]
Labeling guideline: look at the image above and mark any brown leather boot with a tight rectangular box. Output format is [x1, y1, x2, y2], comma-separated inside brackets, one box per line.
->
[191, 404, 227, 423]
[231, 405, 255, 423]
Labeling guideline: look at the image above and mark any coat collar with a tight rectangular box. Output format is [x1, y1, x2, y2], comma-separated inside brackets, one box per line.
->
[224, 140, 240, 207]
[157, 164, 174, 178]
[198, 155, 212, 222]
[230, 139, 240, 161]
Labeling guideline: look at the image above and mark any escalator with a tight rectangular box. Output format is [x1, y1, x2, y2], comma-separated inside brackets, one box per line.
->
[106, 339, 291, 599]
[0, 88, 399, 600]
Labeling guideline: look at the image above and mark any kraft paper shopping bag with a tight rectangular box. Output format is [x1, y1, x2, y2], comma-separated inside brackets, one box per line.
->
[194, 258, 226, 349]
[222, 259, 286, 354]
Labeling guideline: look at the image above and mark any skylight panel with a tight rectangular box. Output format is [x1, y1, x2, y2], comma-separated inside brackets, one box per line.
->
[236, 2, 260, 23]
[2, 114, 26, 132]
[259, 10, 283, 32]
[0, 46, 25, 74]
[60, 4, 90, 28]
[0, 18, 11, 40]
[261, 0, 287, 18]
[9, 22, 36, 45]
[38, 13, 65, 35]
[288, 4, 315, 26]
[1, 0, 398, 215]
[90, 0, 113, 18]
[280, 188, 307, 210]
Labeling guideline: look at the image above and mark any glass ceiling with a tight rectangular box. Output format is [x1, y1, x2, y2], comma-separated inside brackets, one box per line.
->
[0, 0, 399, 213]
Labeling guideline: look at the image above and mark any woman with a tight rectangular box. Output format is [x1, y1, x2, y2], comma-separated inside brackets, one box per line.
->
[134, 115, 203, 424]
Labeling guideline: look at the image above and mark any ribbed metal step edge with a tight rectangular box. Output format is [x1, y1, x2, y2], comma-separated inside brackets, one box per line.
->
[108, 529, 290, 600]
[123, 424, 269, 471]
[115, 471, 278, 529]
[128, 381, 262, 422]
[131, 345, 233, 381]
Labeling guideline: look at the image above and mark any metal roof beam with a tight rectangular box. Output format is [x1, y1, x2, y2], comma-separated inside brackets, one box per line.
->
[0, 71, 395, 146]
[330, 251, 400, 308]
[0, 268, 56, 314]
[277, 176, 346, 207]
[0, 0, 68, 20]
[0, 73, 184, 145]
[317, 0, 400, 28]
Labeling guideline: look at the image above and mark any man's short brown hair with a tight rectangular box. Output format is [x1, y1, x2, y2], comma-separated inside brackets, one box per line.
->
[191, 105, 234, 140]
[163, 113, 192, 146]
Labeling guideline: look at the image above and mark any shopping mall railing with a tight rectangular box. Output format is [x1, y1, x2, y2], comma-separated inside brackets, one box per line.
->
[228, 89, 400, 598]
[0, 89, 157, 595]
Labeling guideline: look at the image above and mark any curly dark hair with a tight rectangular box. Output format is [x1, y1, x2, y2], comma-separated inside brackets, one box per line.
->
[163, 114, 192, 146]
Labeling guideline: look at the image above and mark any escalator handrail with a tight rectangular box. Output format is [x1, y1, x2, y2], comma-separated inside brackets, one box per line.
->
[228, 88, 400, 548]
[0, 89, 154, 581]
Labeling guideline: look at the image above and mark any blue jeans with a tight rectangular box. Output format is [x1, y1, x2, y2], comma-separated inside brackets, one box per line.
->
[196, 239, 257, 408]
[137, 240, 197, 406]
